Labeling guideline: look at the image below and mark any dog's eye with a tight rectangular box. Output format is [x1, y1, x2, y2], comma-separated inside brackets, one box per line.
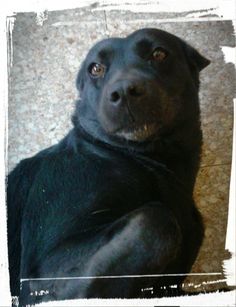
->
[152, 48, 168, 62]
[89, 63, 106, 78]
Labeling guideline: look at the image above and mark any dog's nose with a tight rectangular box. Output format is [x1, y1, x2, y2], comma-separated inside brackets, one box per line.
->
[109, 81, 146, 104]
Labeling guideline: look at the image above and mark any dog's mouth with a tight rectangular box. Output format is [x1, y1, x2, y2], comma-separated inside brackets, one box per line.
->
[114, 123, 158, 142]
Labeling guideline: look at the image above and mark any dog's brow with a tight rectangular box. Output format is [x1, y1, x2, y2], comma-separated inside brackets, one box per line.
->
[98, 48, 114, 60]
[134, 38, 153, 56]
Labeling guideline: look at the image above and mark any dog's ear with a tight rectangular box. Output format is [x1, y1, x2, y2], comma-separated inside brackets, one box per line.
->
[76, 62, 86, 92]
[183, 42, 210, 72]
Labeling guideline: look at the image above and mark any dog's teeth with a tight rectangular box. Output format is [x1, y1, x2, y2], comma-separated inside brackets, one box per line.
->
[115, 123, 156, 141]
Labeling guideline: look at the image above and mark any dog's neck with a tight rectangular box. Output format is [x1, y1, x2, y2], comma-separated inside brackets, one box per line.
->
[70, 119, 202, 193]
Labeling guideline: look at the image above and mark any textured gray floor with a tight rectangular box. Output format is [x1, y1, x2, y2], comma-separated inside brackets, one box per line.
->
[8, 7, 235, 293]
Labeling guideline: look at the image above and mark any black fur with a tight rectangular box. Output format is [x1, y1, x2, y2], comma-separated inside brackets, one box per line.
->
[7, 28, 210, 305]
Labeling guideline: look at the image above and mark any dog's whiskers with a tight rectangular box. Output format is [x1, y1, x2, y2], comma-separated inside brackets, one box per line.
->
[91, 208, 110, 215]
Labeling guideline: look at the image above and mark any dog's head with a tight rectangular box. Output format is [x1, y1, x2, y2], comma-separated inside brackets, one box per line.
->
[74, 28, 210, 146]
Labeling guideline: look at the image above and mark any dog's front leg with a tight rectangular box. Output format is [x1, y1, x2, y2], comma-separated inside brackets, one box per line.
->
[24, 202, 182, 303]
[77, 202, 182, 298]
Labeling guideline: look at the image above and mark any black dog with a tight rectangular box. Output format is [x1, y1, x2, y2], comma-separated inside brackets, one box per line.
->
[7, 28, 210, 305]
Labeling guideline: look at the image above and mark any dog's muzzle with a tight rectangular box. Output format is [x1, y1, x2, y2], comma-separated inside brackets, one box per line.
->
[98, 73, 161, 142]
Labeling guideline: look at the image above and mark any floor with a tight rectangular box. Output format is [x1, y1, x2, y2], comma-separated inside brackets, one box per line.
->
[8, 6, 235, 294]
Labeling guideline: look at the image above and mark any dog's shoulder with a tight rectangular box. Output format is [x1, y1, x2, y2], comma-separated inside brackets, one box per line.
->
[7, 138, 68, 202]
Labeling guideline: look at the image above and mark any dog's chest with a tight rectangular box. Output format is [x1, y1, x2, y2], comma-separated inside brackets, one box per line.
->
[24, 148, 158, 237]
